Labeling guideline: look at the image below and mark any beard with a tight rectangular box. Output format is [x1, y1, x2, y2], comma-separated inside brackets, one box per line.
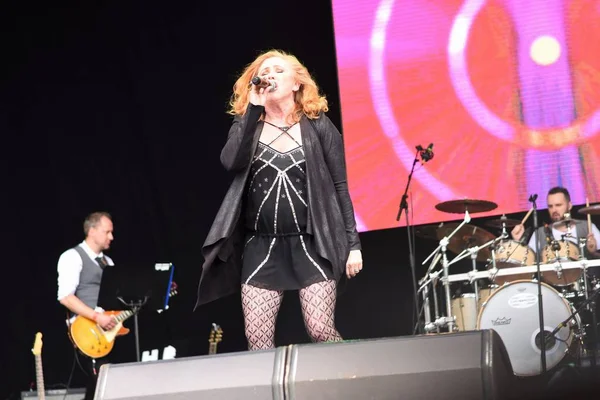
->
[551, 213, 562, 222]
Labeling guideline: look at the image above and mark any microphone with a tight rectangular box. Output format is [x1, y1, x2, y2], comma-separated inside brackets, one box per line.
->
[251, 76, 277, 91]
[416, 143, 434, 162]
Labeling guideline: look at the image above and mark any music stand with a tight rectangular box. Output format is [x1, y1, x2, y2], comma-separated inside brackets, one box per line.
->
[98, 263, 175, 362]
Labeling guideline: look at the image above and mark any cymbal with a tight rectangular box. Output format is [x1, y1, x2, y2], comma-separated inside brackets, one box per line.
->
[485, 218, 521, 229]
[414, 224, 441, 241]
[435, 199, 498, 214]
[579, 204, 600, 215]
[437, 223, 496, 262]
[552, 217, 577, 230]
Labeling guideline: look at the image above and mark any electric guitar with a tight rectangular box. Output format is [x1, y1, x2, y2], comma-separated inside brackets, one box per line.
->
[31, 332, 45, 400]
[69, 282, 178, 358]
[208, 323, 223, 355]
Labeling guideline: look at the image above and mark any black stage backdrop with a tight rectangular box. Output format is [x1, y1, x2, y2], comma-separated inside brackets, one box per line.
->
[0, 1, 579, 398]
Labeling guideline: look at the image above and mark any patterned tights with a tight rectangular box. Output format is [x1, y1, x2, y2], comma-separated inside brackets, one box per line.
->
[241, 280, 342, 350]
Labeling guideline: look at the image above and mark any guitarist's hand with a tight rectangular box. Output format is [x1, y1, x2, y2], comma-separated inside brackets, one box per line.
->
[97, 313, 117, 330]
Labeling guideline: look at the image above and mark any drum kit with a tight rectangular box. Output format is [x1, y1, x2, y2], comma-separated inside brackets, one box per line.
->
[416, 199, 600, 377]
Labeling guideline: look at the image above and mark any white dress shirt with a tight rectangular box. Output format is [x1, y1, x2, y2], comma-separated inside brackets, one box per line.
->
[57, 240, 114, 301]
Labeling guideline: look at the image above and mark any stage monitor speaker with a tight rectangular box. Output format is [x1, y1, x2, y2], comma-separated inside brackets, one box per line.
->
[94, 330, 514, 400]
[94, 347, 287, 400]
[22, 388, 86, 399]
[285, 329, 513, 400]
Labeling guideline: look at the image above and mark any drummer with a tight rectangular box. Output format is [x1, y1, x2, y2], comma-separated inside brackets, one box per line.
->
[511, 186, 600, 259]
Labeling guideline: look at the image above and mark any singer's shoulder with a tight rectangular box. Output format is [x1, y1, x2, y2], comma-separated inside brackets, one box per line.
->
[307, 112, 337, 130]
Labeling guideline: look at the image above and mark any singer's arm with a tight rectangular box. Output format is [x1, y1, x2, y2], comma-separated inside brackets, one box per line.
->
[220, 104, 264, 172]
[317, 114, 361, 251]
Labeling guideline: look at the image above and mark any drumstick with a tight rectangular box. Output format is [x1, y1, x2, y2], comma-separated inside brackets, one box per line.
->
[521, 207, 533, 225]
[587, 197, 592, 234]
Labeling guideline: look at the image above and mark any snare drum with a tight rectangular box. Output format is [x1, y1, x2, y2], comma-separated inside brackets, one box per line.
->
[490, 240, 536, 285]
[477, 280, 578, 376]
[541, 241, 581, 286]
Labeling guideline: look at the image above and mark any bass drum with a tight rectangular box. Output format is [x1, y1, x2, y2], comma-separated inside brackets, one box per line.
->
[477, 280, 577, 376]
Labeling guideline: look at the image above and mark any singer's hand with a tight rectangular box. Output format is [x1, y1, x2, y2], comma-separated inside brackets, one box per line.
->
[511, 224, 525, 241]
[587, 233, 597, 253]
[346, 250, 363, 279]
[249, 84, 270, 107]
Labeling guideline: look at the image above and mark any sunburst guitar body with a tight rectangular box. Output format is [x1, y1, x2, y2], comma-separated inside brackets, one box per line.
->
[70, 310, 131, 358]
[70, 282, 178, 358]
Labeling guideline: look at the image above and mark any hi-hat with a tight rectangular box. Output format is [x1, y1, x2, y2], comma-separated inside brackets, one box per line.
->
[435, 199, 498, 214]
[552, 217, 576, 230]
[485, 218, 521, 229]
[579, 204, 600, 215]
[437, 222, 496, 262]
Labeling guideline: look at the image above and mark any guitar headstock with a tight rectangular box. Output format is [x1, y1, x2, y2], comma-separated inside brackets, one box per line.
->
[32, 332, 43, 356]
[208, 323, 223, 345]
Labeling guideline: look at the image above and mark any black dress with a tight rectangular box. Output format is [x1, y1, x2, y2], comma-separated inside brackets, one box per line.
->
[241, 141, 334, 290]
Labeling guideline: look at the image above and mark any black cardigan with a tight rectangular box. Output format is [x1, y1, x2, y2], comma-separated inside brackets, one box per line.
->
[194, 104, 361, 308]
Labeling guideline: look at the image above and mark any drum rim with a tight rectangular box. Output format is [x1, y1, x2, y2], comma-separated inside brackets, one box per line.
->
[495, 239, 535, 250]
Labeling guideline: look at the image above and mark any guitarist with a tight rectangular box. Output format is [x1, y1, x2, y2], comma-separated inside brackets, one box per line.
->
[57, 211, 117, 400]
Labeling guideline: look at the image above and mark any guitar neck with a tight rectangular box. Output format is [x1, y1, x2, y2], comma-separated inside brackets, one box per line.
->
[208, 343, 217, 355]
[113, 309, 134, 324]
[35, 354, 45, 400]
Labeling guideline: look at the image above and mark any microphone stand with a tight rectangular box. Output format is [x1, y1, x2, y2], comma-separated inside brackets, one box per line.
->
[117, 296, 149, 362]
[548, 279, 600, 341]
[530, 194, 547, 374]
[580, 238, 599, 369]
[396, 149, 422, 334]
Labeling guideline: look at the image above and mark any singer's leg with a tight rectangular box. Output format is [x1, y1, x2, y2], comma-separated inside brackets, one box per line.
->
[299, 280, 343, 343]
[241, 284, 284, 350]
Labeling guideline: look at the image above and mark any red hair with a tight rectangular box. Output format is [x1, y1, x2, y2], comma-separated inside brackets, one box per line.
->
[228, 50, 328, 121]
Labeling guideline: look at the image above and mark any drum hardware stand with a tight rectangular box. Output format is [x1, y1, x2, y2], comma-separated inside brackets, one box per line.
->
[416, 253, 442, 334]
[579, 238, 588, 297]
[396, 147, 426, 334]
[422, 210, 472, 332]
[447, 232, 508, 305]
[577, 237, 599, 369]
[470, 250, 480, 306]
[550, 239, 564, 280]
[530, 193, 547, 374]
[547, 275, 600, 371]
[419, 270, 442, 333]
[422, 277, 445, 333]
[421, 285, 432, 332]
